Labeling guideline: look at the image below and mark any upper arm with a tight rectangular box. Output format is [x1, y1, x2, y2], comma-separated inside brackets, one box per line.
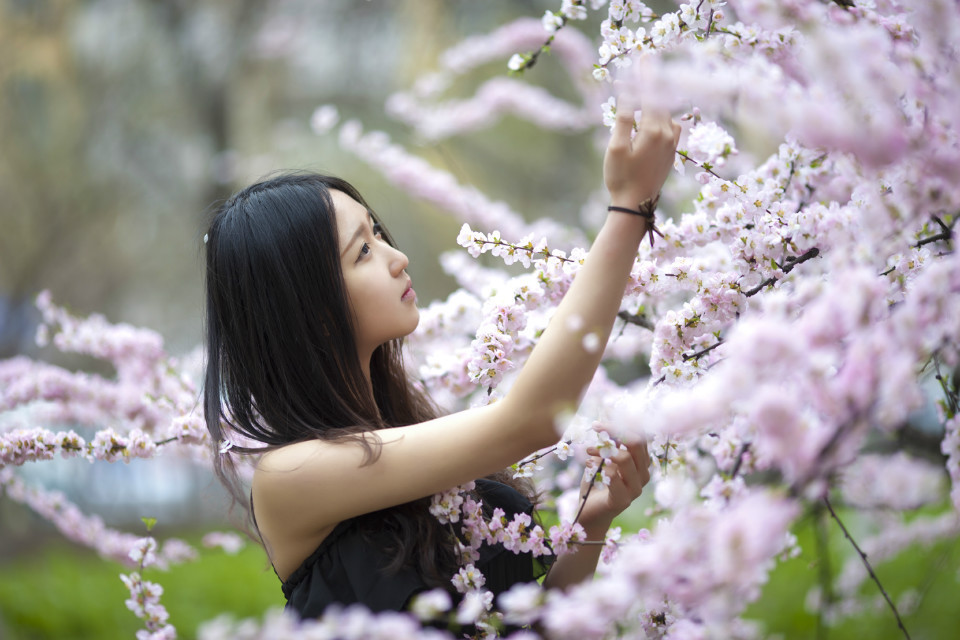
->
[252, 399, 552, 539]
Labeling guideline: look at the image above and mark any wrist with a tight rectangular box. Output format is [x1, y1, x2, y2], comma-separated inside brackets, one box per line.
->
[576, 506, 615, 537]
[606, 194, 662, 247]
[608, 190, 660, 209]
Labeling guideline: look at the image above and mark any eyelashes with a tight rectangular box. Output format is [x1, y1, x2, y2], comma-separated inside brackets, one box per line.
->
[357, 222, 385, 261]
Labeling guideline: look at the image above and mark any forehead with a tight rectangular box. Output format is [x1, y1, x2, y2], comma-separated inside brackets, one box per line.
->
[331, 190, 370, 235]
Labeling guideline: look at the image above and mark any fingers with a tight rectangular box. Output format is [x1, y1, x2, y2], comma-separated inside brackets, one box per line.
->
[609, 98, 637, 150]
[636, 108, 679, 149]
[584, 441, 652, 502]
[637, 105, 670, 128]
[611, 446, 650, 497]
[624, 440, 652, 477]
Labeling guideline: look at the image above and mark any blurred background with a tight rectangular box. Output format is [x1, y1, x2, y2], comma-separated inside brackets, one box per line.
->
[0, 1, 604, 637]
[0, 0, 603, 361]
[2, 1, 957, 639]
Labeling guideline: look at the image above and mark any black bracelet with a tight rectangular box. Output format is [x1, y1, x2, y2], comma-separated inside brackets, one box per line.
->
[607, 194, 663, 247]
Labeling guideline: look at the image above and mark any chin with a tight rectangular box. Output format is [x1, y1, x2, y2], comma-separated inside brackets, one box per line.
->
[404, 312, 421, 335]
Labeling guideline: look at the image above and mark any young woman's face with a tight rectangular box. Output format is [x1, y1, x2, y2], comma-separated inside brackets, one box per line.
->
[333, 190, 419, 359]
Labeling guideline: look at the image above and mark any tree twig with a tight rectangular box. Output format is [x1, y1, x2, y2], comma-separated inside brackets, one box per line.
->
[742, 248, 820, 296]
[933, 355, 959, 416]
[729, 442, 750, 479]
[823, 495, 912, 640]
[617, 310, 654, 331]
[915, 230, 952, 248]
[573, 459, 605, 526]
[674, 150, 745, 191]
[682, 339, 724, 362]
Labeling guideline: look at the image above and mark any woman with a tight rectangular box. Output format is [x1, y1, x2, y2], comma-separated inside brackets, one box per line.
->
[203, 101, 680, 623]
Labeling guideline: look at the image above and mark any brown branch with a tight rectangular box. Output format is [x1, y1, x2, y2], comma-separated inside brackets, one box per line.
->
[932, 215, 952, 235]
[675, 150, 745, 191]
[823, 495, 912, 640]
[742, 248, 820, 296]
[915, 230, 952, 248]
[917, 217, 954, 246]
[573, 459, 605, 526]
[782, 247, 821, 273]
[512, 0, 587, 73]
[729, 442, 751, 479]
[880, 215, 955, 275]
[617, 310, 654, 331]
[516, 443, 565, 469]
[933, 356, 959, 416]
[473, 239, 576, 264]
[682, 339, 723, 362]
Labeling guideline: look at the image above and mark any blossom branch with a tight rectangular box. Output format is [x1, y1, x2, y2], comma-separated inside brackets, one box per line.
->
[477, 239, 576, 264]
[741, 248, 821, 296]
[1, 425, 207, 469]
[509, 0, 587, 74]
[675, 149, 746, 192]
[516, 443, 564, 469]
[616, 309, 654, 331]
[681, 339, 723, 362]
[933, 356, 959, 417]
[510, 26, 564, 74]
[121, 530, 176, 639]
[729, 442, 751, 480]
[915, 215, 955, 248]
[823, 495, 912, 640]
[573, 458, 605, 526]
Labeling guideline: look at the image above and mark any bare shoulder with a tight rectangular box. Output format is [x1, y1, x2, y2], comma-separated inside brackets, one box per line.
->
[251, 438, 363, 542]
[257, 438, 338, 475]
[254, 438, 362, 502]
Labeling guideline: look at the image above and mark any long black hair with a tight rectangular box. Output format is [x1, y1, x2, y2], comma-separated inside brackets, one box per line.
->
[203, 173, 528, 586]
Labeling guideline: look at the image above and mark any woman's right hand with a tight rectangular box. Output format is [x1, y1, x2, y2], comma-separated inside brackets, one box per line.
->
[603, 97, 681, 208]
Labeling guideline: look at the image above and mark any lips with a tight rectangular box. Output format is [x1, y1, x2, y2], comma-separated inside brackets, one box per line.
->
[401, 280, 416, 302]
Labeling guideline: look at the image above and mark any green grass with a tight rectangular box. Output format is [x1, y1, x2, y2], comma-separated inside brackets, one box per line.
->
[0, 534, 284, 640]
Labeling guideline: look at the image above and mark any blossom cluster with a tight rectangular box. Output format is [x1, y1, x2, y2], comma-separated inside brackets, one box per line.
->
[425, 479, 589, 629]
[6, 0, 960, 638]
[1, 294, 216, 638]
[121, 537, 176, 640]
[386, 15, 599, 142]
[430, 480, 588, 566]
[0, 468, 197, 569]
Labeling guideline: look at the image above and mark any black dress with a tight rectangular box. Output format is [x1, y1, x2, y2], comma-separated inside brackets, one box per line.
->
[280, 478, 546, 618]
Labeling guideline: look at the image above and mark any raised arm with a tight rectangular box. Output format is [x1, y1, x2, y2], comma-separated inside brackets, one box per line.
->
[501, 102, 680, 440]
[254, 102, 680, 572]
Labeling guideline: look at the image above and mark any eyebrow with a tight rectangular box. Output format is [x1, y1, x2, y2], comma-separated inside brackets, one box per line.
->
[339, 211, 375, 258]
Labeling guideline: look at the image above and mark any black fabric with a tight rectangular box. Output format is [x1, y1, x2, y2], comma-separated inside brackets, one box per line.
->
[281, 478, 545, 619]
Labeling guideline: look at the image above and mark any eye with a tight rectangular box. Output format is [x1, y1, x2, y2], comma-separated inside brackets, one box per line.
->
[357, 242, 371, 262]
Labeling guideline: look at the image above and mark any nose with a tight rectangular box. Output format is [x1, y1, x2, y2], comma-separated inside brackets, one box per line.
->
[389, 245, 409, 276]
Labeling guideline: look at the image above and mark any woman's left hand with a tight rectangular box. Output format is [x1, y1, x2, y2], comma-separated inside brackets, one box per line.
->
[576, 439, 652, 530]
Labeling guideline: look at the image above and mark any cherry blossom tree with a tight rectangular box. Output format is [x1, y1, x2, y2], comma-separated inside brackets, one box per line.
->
[2, 1, 959, 638]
